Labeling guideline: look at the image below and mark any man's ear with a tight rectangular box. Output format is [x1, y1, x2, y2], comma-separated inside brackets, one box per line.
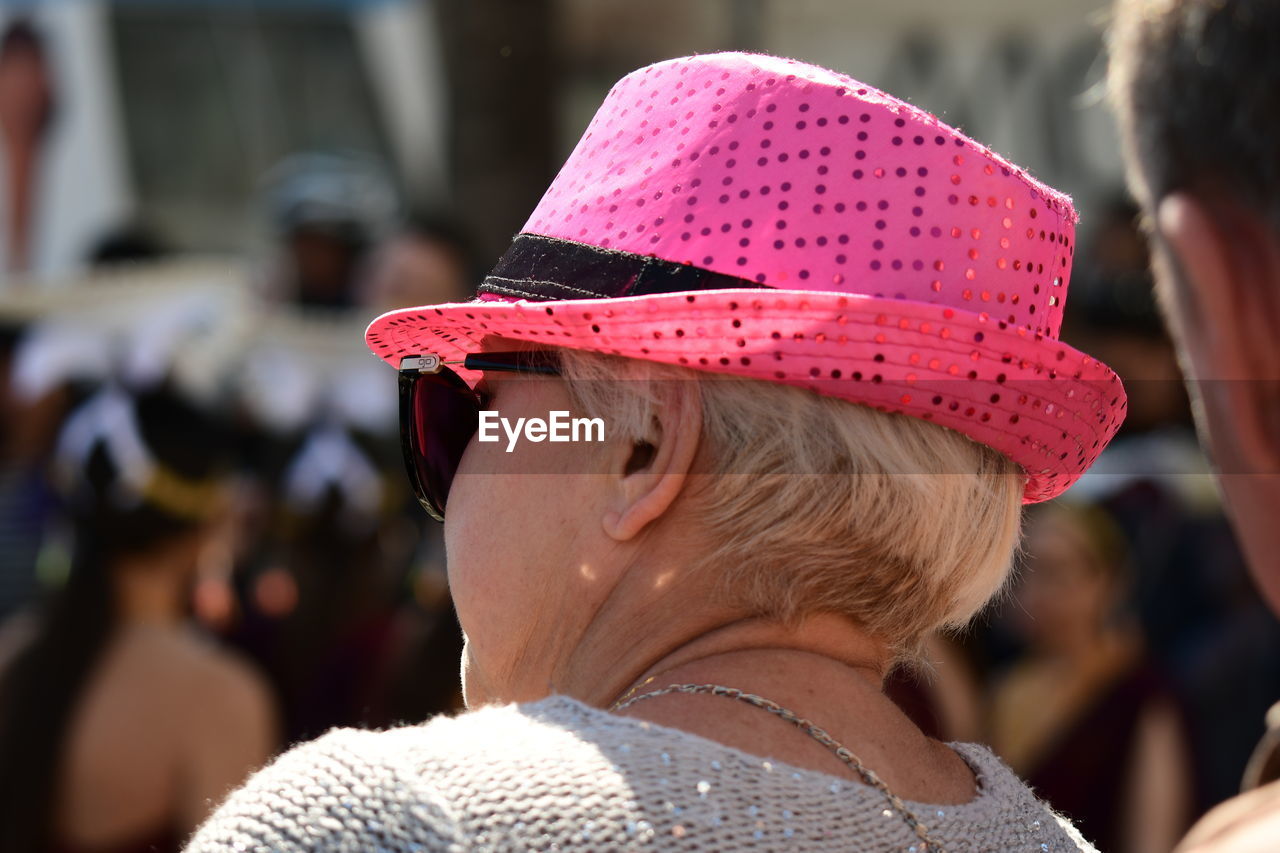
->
[601, 380, 702, 541]
[1156, 193, 1280, 470]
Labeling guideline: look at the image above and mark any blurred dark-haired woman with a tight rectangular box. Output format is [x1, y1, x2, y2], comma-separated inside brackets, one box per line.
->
[0, 385, 277, 852]
[989, 501, 1195, 853]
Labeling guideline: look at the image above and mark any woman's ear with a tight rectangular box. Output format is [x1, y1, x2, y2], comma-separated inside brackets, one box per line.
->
[601, 380, 702, 541]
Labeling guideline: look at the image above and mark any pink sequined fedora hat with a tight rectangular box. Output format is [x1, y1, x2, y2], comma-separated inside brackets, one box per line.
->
[366, 52, 1127, 503]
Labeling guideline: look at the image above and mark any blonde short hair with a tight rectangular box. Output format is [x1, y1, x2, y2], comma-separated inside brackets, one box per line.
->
[558, 349, 1024, 660]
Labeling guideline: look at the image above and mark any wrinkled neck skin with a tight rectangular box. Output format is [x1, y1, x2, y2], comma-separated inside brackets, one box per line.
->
[564, 599, 892, 716]
[462, 509, 892, 717]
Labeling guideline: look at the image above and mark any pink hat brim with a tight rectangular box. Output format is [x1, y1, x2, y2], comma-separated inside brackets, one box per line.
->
[367, 289, 1125, 504]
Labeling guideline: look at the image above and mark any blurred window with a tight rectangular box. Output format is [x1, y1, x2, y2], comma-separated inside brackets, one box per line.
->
[109, 5, 394, 252]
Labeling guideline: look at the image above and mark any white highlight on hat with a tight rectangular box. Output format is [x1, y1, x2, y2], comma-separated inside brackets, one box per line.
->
[281, 425, 385, 527]
[54, 388, 157, 511]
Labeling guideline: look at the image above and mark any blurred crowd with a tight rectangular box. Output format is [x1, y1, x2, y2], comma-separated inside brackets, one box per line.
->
[0, 23, 475, 841]
[0, 7, 1278, 853]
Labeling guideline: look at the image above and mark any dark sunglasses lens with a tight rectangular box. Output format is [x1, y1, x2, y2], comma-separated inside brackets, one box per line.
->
[409, 373, 479, 519]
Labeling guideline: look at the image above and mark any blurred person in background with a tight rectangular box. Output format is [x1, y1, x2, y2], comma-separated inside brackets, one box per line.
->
[213, 306, 461, 736]
[0, 18, 55, 276]
[0, 321, 71, 623]
[360, 211, 476, 313]
[222, 421, 463, 742]
[259, 151, 398, 311]
[990, 501, 1194, 853]
[253, 424, 426, 743]
[0, 383, 277, 852]
[1110, 0, 1280, 848]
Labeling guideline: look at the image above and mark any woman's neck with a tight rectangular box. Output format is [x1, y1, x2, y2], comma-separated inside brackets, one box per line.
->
[111, 554, 190, 628]
[571, 610, 892, 712]
[586, 614, 979, 805]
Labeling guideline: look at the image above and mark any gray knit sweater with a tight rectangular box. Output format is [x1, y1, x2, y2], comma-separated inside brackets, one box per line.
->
[186, 694, 1096, 851]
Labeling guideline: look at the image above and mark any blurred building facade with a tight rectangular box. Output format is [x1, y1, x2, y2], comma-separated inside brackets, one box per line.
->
[0, 0, 447, 277]
[0, 0, 1118, 281]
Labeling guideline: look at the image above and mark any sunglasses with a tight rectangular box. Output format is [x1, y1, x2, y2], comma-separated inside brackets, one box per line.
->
[398, 350, 561, 521]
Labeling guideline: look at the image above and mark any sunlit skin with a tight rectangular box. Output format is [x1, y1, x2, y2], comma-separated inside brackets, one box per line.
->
[441, 355, 979, 805]
[44, 524, 277, 847]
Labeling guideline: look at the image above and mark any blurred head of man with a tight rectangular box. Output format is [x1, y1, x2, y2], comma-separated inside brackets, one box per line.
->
[1110, 0, 1280, 612]
[261, 151, 398, 310]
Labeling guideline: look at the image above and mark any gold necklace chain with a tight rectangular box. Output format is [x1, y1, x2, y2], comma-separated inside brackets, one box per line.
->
[611, 682, 944, 852]
[610, 674, 660, 709]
